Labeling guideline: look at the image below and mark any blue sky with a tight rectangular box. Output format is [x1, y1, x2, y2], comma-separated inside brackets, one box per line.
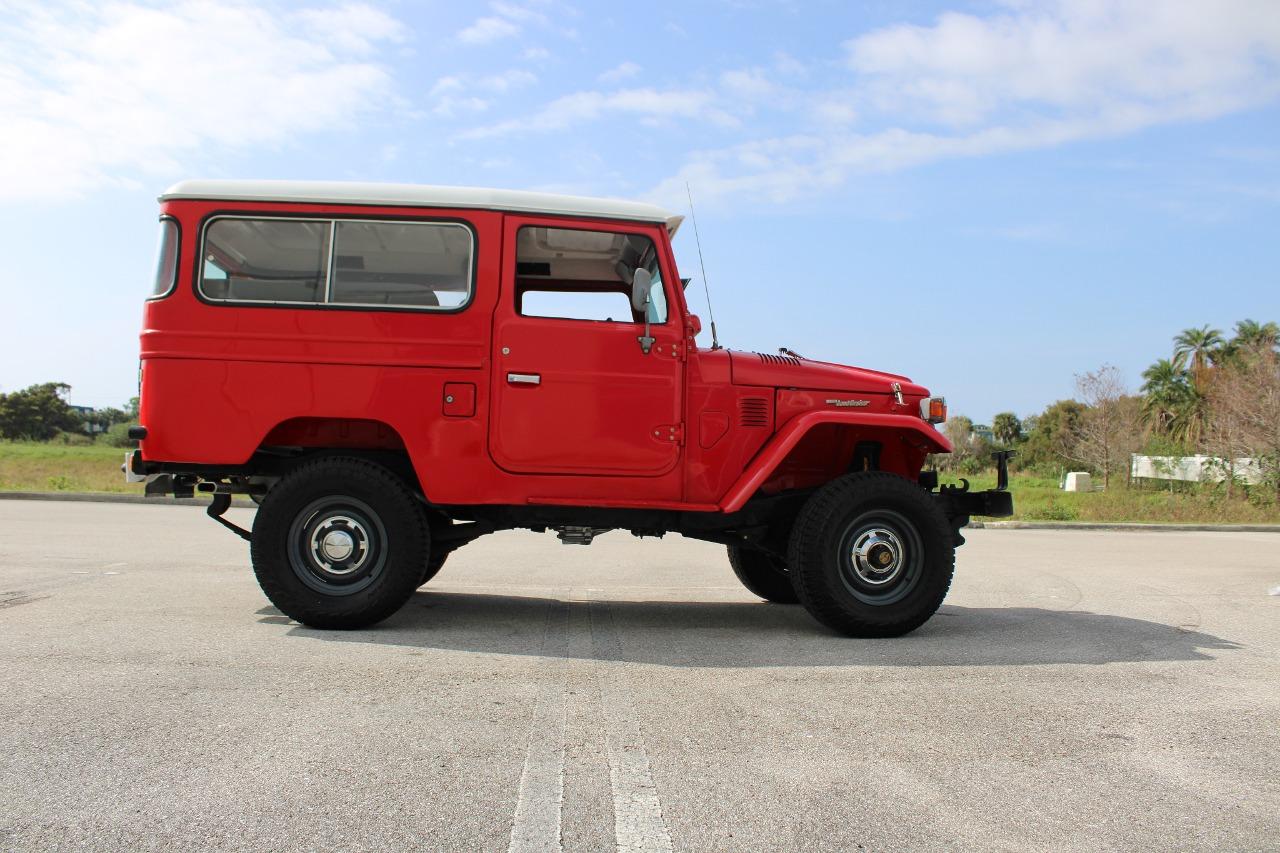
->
[1, 0, 1277, 422]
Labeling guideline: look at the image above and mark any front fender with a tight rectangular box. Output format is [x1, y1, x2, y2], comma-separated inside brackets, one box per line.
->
[718, 411, 950, 512]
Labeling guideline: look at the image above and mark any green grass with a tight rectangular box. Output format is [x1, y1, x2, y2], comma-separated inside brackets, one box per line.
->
[3, 440, 1277, 524]
[949, 473, 1280, 525]
[0, 441, 143, 494]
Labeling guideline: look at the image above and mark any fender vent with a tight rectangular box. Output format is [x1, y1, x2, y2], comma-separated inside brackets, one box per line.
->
[756, 352, 801, 367]
[739, 397, 769, 427]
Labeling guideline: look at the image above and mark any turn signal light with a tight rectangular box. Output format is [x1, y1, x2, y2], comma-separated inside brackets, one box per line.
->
[921, 396, 947, 424]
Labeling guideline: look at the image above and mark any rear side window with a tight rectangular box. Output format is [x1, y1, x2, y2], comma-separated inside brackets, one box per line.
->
[331, 221, 472, 308]
[198, 216, 475, 310]
[201, 219, 330, 304]
[150, 218, 180, 298]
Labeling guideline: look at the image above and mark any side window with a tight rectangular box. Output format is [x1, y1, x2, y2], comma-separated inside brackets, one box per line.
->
[521, 290, 633, 322]
[198, 216, 475, 310]
[331, 221, 472, 308]
[149, 219, 180, 298]
[201, 219, 329, 303]
[515, 226, 668, 324]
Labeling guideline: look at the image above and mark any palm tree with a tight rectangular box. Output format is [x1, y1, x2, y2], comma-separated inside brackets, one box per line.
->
[1172, 325, 1225, 392]
[1232, 318, 1280, 353]
[1140, 358, 1189, 434]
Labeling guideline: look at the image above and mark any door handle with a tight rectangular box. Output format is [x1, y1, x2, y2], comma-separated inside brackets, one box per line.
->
[507, 372, 541, 385]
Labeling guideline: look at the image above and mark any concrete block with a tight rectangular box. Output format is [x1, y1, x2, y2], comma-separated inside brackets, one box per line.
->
[1063, 471, 1092, 492]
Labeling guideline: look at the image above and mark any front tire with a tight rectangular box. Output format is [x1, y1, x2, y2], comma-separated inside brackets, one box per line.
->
[789, 472, 954, 637]
[250, 456, 428, 629]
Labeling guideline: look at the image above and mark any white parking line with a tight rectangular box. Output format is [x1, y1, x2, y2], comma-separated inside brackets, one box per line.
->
[590, 602, 675, 853]
[508, 601, 569, 853]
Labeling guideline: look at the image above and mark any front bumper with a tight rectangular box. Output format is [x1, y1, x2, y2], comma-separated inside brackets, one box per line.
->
[936, 487, 1013, 518]
[931, 450, 1015, 520]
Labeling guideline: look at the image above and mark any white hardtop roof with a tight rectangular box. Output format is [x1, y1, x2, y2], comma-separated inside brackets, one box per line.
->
[161, 180, 683, 233]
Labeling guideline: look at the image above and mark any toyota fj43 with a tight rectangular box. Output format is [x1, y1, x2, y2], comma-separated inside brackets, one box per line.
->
[129, 180, 1012, 636]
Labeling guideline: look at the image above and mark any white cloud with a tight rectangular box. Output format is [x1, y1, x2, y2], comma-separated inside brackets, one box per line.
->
[523, 46, 551, 61]
[0, 1, 403, 202]
[461, 87, 736, 139]
[647, 0, 1280, 208]
[458, 1, 568, 46]
[598, 61, 641, 83]
[458, 15, 519, 44]
[845, 0, 1280, 127]
[295, 3, 404, 54]
[478, 69, 538, 93]
[719, 68, 779, 101]
[427, 69, 537, 117]
[489, 1, 548, 25]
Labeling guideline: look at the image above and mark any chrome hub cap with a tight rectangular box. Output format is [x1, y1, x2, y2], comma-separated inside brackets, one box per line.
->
[309, 515, 369, 576]
[850, 527, 905, 586]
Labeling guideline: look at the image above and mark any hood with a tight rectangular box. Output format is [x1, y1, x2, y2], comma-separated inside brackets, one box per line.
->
[728, 350, 928, 396]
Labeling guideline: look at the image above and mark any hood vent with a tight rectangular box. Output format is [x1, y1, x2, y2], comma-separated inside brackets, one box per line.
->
[739, 397, 769, 427]
[756, 352, 801, 367]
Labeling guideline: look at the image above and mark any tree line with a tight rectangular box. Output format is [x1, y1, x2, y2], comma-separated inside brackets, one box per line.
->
[941, 319, 1280, 497]
[0, 382, 139, 447]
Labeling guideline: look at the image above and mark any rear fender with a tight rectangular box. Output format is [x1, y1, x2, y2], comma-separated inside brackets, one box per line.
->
[718, 412, 951, 512]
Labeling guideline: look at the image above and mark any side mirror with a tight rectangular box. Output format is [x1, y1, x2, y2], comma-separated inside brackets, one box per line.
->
[687, 314, 702, 337]
[630, 268, 652, 313]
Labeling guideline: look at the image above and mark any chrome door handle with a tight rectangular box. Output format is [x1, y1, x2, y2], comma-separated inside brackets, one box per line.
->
[507, 372, 541, 385]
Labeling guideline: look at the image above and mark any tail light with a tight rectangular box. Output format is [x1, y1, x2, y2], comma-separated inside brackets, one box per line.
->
[920, 396, 946, 424]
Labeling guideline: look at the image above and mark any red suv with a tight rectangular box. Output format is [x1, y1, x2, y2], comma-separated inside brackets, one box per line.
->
[129, 180, 1012, 636]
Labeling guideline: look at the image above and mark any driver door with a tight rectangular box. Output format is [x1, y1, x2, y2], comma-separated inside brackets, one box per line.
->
[488, 217, 684, 477]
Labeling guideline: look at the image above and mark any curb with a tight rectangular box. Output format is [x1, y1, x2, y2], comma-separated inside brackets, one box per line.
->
[0, 491, 256, 509]
[968, 519, 1280, 533]
[2, 491, 1277, 532]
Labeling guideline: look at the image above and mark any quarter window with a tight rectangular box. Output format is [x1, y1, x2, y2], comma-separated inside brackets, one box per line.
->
[150, 219, 180, 298]
[199, 217, 474, 310]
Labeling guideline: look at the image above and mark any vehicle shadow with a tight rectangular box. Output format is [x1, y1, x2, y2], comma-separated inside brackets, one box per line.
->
[260, 590, 1240, 669]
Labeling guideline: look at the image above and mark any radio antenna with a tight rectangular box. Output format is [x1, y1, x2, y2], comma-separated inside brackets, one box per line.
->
[685, 182, 721, 350]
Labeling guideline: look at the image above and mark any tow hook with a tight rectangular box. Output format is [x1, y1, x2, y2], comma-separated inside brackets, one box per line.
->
[207, 493, 252, 541]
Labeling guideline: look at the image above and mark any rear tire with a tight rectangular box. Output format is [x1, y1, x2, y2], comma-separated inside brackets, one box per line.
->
[727, 545, 799, 603]
[789, 472, 953, 637]
[250, 456, 428, 629]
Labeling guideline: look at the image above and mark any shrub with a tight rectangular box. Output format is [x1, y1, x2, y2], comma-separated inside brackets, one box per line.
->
[99, 422, 137, 449]
[1024, 501, 1079, 521]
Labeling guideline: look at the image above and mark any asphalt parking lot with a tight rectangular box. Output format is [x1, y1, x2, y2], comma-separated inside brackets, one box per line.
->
[1, 500, 1277, 852]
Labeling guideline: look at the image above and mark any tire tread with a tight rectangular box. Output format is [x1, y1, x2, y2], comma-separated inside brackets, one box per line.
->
[789, 472, 954, 637]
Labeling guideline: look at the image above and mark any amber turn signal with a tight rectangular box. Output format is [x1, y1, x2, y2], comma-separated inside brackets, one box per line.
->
[920, 396, 947, 424]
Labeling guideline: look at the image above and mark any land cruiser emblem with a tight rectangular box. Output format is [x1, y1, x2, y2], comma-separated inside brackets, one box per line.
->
[825, 399, 871, 408]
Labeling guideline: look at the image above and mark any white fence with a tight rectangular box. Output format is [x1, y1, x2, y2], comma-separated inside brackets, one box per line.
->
[1130, 454, 1264, 485]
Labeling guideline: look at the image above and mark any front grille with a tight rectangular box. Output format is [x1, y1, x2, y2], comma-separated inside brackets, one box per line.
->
[739, 397, 769, 427]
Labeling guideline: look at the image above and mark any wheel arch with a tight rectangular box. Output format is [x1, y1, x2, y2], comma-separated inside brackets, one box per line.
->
[254, 417, 431, 499]
[718, 412, 951, 513]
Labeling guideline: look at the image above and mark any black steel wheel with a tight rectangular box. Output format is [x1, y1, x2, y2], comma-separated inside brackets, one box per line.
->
[789, 472, 954, 637]
[250, 456, 428, 629]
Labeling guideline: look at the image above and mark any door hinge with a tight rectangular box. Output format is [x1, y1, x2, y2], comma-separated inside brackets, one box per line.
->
[653, 341, 686, 361]
[654, 423, 685, 445]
